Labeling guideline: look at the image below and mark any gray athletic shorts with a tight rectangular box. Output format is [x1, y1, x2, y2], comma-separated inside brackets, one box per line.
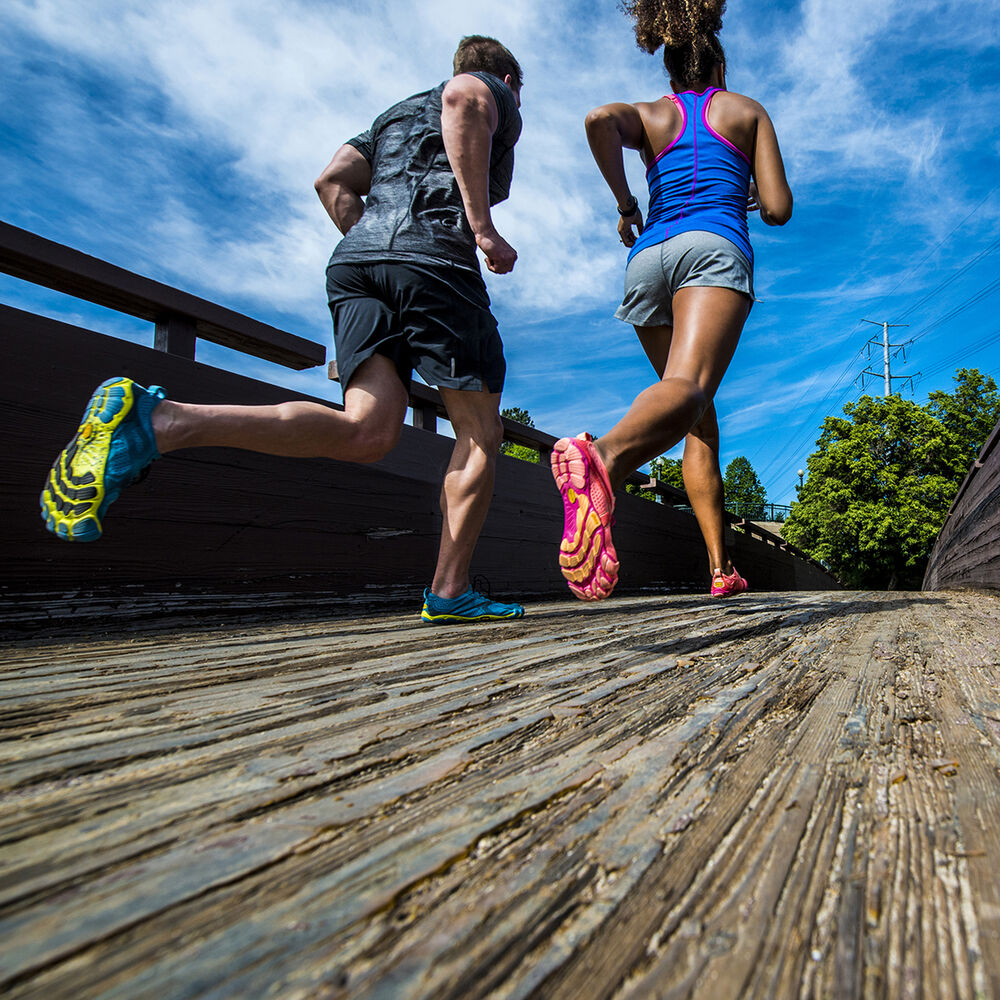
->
[615, 230, 754, 328]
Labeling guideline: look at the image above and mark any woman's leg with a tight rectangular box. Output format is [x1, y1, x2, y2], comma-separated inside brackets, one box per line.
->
[594, 285, 750, 490]
[682, 404, 732, 574]
[632, 319, 733, 575]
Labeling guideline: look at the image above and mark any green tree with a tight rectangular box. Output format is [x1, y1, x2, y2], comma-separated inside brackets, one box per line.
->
[926, 368, 1000, 472]
[783, 369, 1000, 590]
[499, 406, 539, 463]
[625, 455, 686, 501]
[783, 400, 943, 586]
[723, 456, 767, 519]
[651, 456, 685, 491]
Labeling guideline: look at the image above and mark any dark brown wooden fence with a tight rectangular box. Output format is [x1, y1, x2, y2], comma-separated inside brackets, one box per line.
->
[0, 223, 837, 614]
[924, 417, 1000, 592]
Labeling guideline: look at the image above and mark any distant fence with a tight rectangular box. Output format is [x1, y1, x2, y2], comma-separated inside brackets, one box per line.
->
[924, 417, 1000, 592]
[0, 221, 838, 608]
[760, 503, 792, 521]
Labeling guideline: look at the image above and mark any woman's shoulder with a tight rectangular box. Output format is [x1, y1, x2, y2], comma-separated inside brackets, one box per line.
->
[634, 96, 682, 127]
[711, 89, 767, 118]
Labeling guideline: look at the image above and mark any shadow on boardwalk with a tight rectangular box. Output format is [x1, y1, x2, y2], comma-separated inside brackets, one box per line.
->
[2, 589, 997, 999]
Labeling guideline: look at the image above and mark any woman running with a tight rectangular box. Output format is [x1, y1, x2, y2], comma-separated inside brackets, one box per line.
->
[551, 0, 791, 600]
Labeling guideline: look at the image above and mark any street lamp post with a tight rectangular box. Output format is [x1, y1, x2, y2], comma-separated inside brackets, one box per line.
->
[797, 469, 804, 491]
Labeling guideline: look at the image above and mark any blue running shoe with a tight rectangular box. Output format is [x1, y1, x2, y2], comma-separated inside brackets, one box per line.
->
[40, 377, 166, 542]
[420, 587, 525, 624]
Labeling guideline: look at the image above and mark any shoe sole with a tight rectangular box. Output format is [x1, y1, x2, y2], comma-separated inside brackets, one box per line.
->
[711, 580, 750, 597]
[551, 438, 619, 601]
[420, 608, 524, 624]
[40, 378, 137, 542]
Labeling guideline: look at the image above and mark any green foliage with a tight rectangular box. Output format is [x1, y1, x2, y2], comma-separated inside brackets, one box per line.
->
[651, 456, 685, 490]
[926, 368, 1000, 472]
[499, 406, 538, 463]
[723, 456, 767, 519]
[624, 455, 686, 501]
[782, 369, 1000, 590]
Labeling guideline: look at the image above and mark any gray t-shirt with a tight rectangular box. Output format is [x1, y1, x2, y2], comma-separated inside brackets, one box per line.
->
[329, 72, 521, 274]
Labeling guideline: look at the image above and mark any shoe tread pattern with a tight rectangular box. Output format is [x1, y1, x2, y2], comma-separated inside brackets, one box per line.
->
[40, 378, 136, 542]
[551, 438, 619, 601]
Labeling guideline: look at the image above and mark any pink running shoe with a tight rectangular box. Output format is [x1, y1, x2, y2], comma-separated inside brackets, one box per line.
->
[551, 433, 619, 600]
[711, 566, 749, 598]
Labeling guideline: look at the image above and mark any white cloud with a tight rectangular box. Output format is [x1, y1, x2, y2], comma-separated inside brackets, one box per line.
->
[729, 0, 946, 182]
[4, 0, 998, 475]
[6, 0, 659, 320]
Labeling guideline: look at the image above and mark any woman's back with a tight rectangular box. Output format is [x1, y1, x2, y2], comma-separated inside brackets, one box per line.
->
[628, 87, 754, 267]
[636, 88, 756, 164]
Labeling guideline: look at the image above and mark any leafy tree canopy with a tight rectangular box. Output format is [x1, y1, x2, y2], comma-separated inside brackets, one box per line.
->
[499, 406, 539, 463]
[650, 456, 685, 491]
[625, 455, 685, 500]
[926, 368, 1000, 472]
[782, 368, 1000, 590]
[723, 456, 767, 519]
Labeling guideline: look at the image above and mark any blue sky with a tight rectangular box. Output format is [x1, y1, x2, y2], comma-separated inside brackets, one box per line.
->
[2, 0, 999, 505]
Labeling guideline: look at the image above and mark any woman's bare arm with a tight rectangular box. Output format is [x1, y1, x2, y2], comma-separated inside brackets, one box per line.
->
[585, 102, 646, 246]
[750, 104, 792, 226]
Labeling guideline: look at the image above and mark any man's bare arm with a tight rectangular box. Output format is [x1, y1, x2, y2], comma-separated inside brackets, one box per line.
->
[314, 145, 372, 236]
[441, 74, 517, 274]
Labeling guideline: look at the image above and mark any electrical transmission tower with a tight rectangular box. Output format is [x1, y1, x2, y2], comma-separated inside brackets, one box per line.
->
[857, 319, 917, 396]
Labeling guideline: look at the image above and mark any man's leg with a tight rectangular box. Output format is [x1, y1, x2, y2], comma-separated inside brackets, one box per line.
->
[153, 354, 408, 461]
[416, 384, 523, 623]
[41, 355, 409, 541]
[431, 385, 504, 598]
[152, 354, 408, 462]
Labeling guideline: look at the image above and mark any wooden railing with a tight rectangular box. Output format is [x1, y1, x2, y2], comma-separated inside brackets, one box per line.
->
[328, 360, 821, 566]
[2, 220, 825, 575]
[924, 416, 1000, 591]
[0, 221, 325, 370]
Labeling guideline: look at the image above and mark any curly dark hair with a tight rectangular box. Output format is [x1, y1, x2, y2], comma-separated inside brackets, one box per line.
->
[619, 0, 726, 87]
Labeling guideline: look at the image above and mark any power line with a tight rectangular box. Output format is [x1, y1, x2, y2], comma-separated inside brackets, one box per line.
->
[751, 338, 868, 484]
[909, 273, 1000, 344]
[871, 183, 1000, 320]
[914, 326, 1000, 385]
[755, 185, 1000, 499]
[890, 235, 1000, 324]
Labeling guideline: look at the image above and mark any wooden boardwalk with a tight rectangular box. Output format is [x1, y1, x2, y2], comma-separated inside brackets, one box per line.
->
[3, 590, 1000, 999]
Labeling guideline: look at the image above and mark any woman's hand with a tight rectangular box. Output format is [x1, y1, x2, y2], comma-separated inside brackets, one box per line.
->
[747, 181, 760, 214]
[618, 206, 644, 248]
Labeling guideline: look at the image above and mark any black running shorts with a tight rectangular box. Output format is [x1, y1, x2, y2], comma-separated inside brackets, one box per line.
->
[325, 261, 506, 394]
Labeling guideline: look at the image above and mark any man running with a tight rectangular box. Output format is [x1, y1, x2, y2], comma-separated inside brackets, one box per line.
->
[39, 35, 526, 624]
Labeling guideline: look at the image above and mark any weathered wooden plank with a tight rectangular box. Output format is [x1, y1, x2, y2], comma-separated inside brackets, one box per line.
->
[1, 592, 998, 999]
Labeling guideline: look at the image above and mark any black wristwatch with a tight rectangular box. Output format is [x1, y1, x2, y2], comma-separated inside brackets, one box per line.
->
[617, 195, 639, 217]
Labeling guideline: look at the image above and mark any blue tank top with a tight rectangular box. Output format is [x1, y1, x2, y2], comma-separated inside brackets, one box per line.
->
[628, 88, 753, 270]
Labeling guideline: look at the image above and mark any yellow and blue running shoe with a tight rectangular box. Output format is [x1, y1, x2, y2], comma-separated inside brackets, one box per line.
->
[40, 377, 166, 542]
[420, 587, 524, 624]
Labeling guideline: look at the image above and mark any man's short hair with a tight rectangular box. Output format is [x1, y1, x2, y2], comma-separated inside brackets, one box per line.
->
[453, 35, 523, 90]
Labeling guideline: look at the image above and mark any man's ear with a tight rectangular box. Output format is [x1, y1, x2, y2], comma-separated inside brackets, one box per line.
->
[503, 74, 521, 106]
